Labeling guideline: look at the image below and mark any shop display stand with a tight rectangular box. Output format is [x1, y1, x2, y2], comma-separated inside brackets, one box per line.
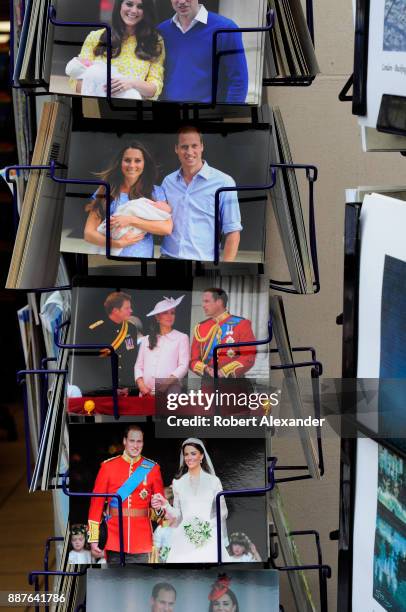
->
[7, 1, 329, 609]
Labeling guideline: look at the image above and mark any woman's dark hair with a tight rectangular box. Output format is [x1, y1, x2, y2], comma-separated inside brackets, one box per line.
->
[94, 0, 162, 62]
[208, 589, 239, 612]
[174, 442, 212, 479]
[148, 316, 160, 350]
[148, 308, 177, 350]
[86, 142, 157, 219]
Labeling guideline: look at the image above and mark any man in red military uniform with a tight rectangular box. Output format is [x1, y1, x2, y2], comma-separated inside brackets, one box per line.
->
[88, 424, 164, 564]
[190, 288, 257, 378]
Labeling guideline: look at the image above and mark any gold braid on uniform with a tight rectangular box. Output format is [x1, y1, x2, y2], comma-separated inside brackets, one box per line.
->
[193, 313, 232, 374]
[100, 321, 129, 358]
[221, 361, 244, 378]
[88, 520, 100, 543]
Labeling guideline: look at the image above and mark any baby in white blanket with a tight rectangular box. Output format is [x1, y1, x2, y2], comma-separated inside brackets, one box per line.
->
[65, 57, 142, 99]
[97, 197, 172, 255]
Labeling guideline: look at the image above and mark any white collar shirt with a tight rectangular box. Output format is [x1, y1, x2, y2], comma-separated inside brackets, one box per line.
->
[172, 4, 208, 33]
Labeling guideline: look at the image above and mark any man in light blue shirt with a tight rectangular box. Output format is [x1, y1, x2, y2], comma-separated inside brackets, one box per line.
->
[160, 126, 242, 261]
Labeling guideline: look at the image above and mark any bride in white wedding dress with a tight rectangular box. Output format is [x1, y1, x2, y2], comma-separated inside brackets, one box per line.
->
[151, 438, 230, 563]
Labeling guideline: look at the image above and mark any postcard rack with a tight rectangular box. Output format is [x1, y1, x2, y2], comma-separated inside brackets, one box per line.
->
[7, 1, 328, 610]
[270, 529, 331, 611]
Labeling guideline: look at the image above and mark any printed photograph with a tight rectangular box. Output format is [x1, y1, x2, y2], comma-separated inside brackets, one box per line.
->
[66, 276, 269, 415]
[379, 255, 406, 455]
[373, 511, 406, 611]
[383, 0, 406, 52]
[49, 0, 267, 104]
[87, 567, 280, 610]
[373, 445, 406, 611]
[377, 446, 406, 524]
[69, 423, 268, 565]
[61, 124, 270, 264]
[86, 567, 279, 612]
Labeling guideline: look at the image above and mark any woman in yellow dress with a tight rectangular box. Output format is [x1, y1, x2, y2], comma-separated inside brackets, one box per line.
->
[69, 0, 164, 100]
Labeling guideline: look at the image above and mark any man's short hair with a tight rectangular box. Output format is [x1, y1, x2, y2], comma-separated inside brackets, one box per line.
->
[123, 424, 144, 439]
[204, 287, 228, 308]
[104, 291, 132, 315]
[177, 125, 204, 145]
[151, 582, 177, 600]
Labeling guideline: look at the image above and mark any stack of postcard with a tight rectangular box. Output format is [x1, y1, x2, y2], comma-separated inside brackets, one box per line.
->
[6, 100, 71, 289]
[270, 295, 320, 479]
[270, 107, 315, 294]
[266, 0, 319, 81]
[13, 0, 54, 86]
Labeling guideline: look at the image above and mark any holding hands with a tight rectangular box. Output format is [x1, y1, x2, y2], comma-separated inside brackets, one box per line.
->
[151, 492, 167, 511]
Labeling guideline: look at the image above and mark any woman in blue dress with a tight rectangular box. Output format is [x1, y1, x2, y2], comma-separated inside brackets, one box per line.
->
[84, 142, 172, 257]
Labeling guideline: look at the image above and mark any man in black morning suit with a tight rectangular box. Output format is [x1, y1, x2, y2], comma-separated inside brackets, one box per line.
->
[87, 291, 141, 396]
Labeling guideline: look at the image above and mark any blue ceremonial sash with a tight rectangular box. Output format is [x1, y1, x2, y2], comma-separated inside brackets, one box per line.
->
[205, 316, 243, 363]
[109, 459, 155, 508]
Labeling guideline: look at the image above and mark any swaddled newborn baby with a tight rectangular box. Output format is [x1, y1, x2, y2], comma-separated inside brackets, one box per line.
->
[97, 197, 172, 255]
[65, 57, 142, 99]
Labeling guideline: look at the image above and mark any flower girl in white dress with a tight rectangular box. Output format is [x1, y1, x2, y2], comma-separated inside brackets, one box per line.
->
[152, 438, 230, 563]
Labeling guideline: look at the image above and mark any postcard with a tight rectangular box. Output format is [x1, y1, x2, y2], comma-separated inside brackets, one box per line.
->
[87, 567, 279, 611]
[60, 122, 271, 264]
[357, 193, 406, 451]
[49, 0, 267, 105]
[353, 439, 406, 612]
[358, 0, 406, 130]
[67, 274, 270, 416]
[69, 422, 268, 565]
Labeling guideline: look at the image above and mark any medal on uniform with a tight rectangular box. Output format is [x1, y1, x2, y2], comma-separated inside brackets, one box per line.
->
[139, 474, 148, 499]
[224, 327, 235, 357]
[125, 336, 135, 351]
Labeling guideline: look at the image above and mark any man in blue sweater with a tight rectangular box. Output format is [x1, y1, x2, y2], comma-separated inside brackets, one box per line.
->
[158, 1, 249, 104]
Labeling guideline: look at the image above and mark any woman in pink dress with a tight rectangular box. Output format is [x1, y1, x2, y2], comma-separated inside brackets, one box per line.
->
[134, 296, 190, 395]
